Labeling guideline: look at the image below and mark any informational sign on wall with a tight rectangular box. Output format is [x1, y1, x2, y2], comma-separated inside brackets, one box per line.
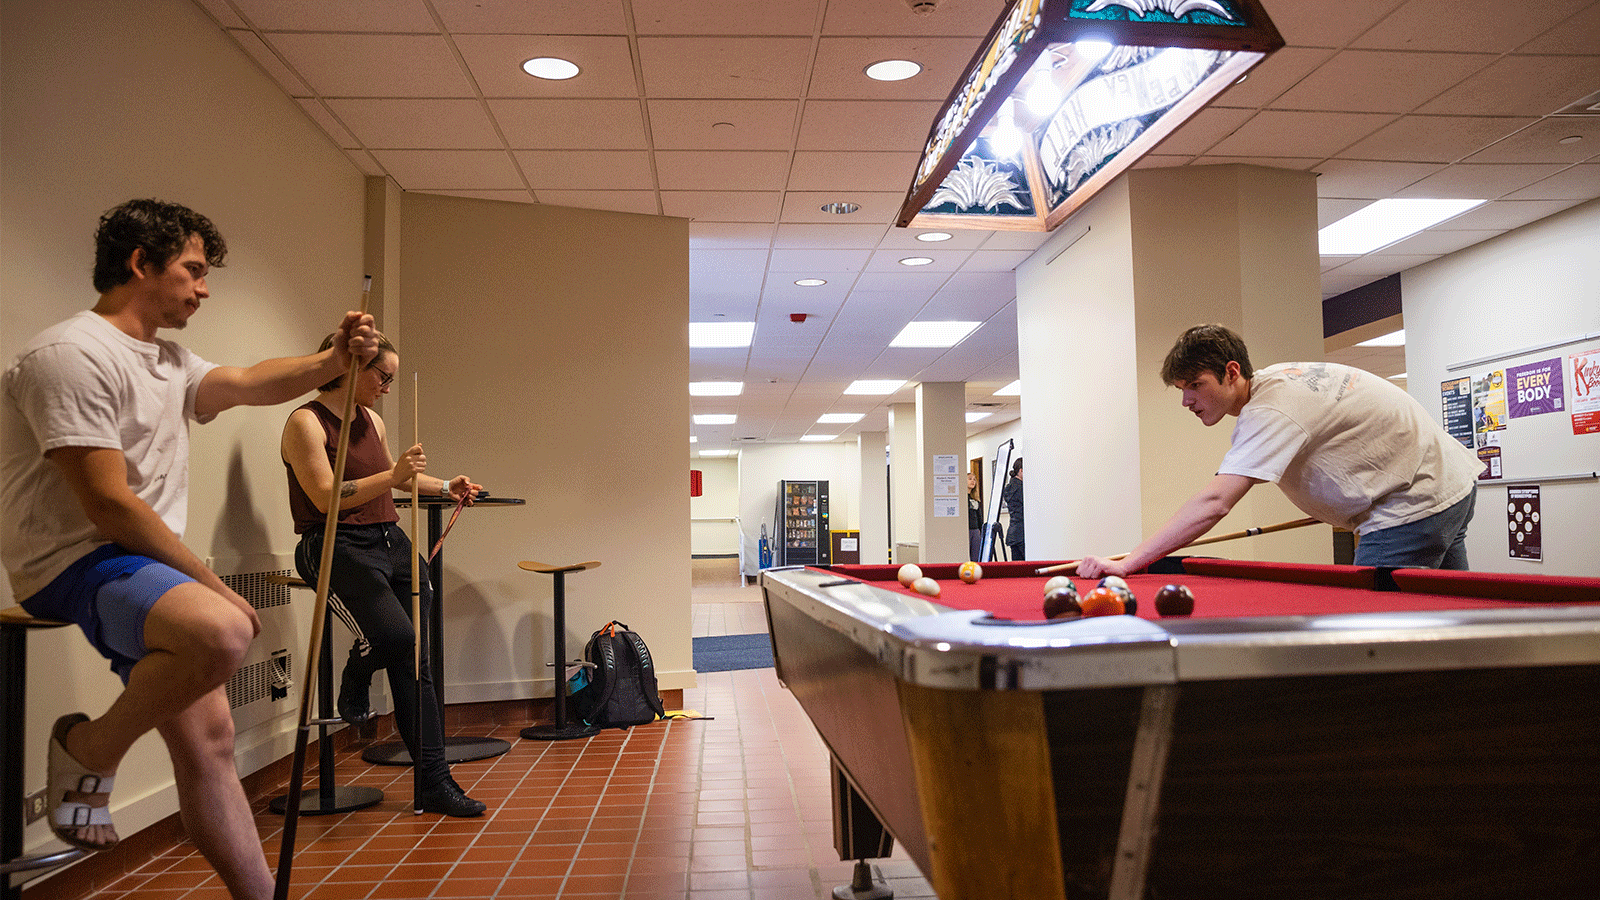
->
[1472, 370, 1506, 446]
[1506, 358, 1564, 419]
[1507, 485, 1541, 561]
[1441, 376, 1474, 449]
[1569, 347, 1600, 435]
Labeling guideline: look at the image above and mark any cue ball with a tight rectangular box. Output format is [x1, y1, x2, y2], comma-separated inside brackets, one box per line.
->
[911, 576, 941, 598]
[1043, 575, 1075, 596]
[898, 563, 923, 587]
[958, 561, 983, 583]
[1043, 587, 1081, 619]
[1080, 586, 1126, 617]
[1154, 584, 1195, 616]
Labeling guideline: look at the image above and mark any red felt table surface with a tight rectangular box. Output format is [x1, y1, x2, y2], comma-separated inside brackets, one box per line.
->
[819, 560, 1592, 622]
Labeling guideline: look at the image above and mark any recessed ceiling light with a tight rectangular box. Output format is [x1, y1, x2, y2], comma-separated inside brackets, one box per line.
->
[891, 321, 980, 348]
[1558, 135, 1583, 144]
[899, 256, 934, 266]
[689, 381, 744, 396]
[1318, 199, 1486, 255]
[966, 412, 993, 423]
[864, 59, 922, 81]
[689, 321, 755, 348]
[794, 278, 827, 287]
[994, 380, 1022, 396]
[916, 232, 953, 242]
[800, 434, 838, 442]
[817, 413, 864, 424]
[1357, 329, 1405, 347]
[522, 57, 579, 80]
[844, 380, 907, 395]
[693, 414, 737, 425]
[820, 202, 860, 215]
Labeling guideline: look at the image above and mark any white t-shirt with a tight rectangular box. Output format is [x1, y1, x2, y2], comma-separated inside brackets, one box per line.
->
[1218, 362, 1483, 534]
[2, 311, 218, 599]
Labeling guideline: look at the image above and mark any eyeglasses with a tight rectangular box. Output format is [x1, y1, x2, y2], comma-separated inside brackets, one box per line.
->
[369, 366, 396, 388]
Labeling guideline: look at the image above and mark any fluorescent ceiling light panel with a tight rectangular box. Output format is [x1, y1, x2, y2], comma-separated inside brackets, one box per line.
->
[1356, 329, 1405, 347]
[817, 413, 865, 424]
[845, 379, 907, 395]
[1319, 200, 1486, 255]
[966, 412, 993, 422]
[689, 381, 744, 396]
[891, 321, 980, 348]
[693, 414, 737, 425]
[689, 321, 755, 348]
[698, 449, 737, 457]
[800, 434, 838, 442]
[994, 380, 1021, 396]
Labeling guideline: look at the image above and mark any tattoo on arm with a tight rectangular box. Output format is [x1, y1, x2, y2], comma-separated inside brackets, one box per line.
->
[341, 480, 358, 498]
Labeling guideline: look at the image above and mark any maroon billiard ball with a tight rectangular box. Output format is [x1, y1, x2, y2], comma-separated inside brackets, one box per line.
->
[1043, 586, 1081, 619]
[1154, 583, 1195, 616]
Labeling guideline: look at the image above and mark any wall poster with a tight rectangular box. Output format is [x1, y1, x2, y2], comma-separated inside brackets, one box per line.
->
[1440, 376, 1474, 449]
[1505, 357, 1563, 418]
[1507, 485, 1541, 561]
[1472, 370, 1506, 447]
[1570, 347, 1600, 435]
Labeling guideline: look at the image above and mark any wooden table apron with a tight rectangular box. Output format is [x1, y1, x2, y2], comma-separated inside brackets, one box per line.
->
[760, 561, 1600, 900]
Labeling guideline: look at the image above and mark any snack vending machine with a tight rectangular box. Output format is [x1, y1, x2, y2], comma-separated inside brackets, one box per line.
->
[773, 480, 829, 566]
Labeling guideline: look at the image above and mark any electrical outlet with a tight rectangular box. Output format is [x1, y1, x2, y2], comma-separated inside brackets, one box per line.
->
[25, 787, 47, 824]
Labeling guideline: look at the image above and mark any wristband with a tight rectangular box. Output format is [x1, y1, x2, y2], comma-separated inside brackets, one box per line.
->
[439, 479, 453, 497]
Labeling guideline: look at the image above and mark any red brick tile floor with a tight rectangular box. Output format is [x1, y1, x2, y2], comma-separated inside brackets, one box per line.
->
[29, 559, 934, 899]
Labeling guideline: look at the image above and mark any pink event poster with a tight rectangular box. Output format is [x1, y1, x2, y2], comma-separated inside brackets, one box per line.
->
[1570, 347, 1600, 435]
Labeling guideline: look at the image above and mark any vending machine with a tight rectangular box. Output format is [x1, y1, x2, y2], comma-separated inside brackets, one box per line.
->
[773, 480, 829, 566]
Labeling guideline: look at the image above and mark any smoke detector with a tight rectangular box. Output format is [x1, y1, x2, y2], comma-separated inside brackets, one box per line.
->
[905, 0, 939, 15]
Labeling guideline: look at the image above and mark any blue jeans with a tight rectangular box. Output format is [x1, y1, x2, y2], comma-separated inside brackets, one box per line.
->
[1354, 491, 1476, 569]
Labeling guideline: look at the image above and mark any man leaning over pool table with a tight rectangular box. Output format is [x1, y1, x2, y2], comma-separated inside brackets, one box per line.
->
[1078, 324, 1482, 580]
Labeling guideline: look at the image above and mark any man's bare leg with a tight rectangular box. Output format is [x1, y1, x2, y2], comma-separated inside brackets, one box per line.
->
[158, 688, 273, 900]
[55, 582, 254, 848]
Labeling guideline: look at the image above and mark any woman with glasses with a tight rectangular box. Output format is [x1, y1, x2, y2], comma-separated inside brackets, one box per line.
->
[279, 333, 485, 816]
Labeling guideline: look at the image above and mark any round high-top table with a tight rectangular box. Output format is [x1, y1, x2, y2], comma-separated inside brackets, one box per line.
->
[364, 495, 525, 766]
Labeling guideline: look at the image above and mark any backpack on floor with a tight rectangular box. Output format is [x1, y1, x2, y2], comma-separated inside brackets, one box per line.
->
[569, 620, 665, 729]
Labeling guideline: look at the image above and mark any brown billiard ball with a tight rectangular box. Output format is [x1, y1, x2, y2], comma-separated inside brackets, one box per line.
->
[1079, 586, 1126, 617]
[1043, 587, 1081, 619]
[1154, 584, 1195, 616]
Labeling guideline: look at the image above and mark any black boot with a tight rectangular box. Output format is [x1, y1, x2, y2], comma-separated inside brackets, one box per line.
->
[419, 775, 486, 818]
[337, 641, 374, 726]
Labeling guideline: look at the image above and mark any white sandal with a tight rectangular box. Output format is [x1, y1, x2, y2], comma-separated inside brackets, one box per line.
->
[48, 712, 119, 851]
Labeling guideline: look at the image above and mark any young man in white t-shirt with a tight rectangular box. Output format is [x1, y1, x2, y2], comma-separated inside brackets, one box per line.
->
[2, 199, 376, 899]
[1078, 324, 1482, 579]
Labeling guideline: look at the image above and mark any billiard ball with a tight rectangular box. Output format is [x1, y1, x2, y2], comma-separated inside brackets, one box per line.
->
[898, 563, 923, 587]
[1043, 587, 1081, 619]
[958, 561, 983, 584]
[1097, 575, 1129, 593]
[911, 576, 941, 598]
[1105, 584, 1136, 615]
[1154, 584, 1195, 616]
[1079, 586, 1126, 617]
[1043, 575, 1074, 596]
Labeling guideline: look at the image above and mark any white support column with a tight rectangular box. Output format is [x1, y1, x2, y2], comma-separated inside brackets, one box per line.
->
[888, 403, 919, 562]
[916, 382, 969, 565]
[856, 432, 889, 564]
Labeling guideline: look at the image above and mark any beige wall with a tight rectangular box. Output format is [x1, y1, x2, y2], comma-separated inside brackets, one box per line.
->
[2, 0, 367, 850]
[395, 193, 693, 698]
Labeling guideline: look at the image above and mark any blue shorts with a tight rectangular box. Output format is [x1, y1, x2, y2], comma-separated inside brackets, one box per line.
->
[20, 544, 193, 683]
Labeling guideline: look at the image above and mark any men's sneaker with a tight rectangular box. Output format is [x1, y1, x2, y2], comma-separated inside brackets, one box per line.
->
[419, 778, 486, 818]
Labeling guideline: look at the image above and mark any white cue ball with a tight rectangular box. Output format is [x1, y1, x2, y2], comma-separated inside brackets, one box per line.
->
[1043, 575, 1074, 595]
[910, 576, 941, 598]
[898, 563, 923, 587]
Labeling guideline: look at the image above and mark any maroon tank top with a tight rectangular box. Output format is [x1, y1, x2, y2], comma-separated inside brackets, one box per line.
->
[286, 400, 398, 534]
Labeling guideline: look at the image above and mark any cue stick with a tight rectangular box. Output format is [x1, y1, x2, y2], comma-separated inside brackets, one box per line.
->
[410, 374, 423, 814]
[1034, 516, 1321, 576]
[274, 276, 372, 900]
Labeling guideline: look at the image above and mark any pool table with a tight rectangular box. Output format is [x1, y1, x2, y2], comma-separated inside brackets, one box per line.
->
[760, 559, 1600, 900]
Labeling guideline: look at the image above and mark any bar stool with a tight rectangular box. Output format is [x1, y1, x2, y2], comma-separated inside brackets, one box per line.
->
[263, 575, 383, 816]
[517, 560, 601, 741]
[2, 607, 88, 900]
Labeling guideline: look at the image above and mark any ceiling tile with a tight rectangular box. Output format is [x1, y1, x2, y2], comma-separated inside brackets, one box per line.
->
[779, 191, 904, 224]
[1209, 109, 1398, 157]
[638, 37, 812, 99]
[808, 37, 979, 100]
[661, 190, 784, 222]
[1272, 50, 1495, 114]
[326, 99, 501, 149]
[192, 0, 246, 28]
[1213, 46, 1336, 109]
[977, 231, 1050, 251]
[1351, 0, 1594, 53]
[228, 30, 311, 95]
[513, 150, 655, 190]
[877, 227, 990, 250]
[632, 0, 821, 35]
[1519, 2, 1600, 53]
[767, 248, 874, 273]
[1431, 199, 1583, 230]
[1384, 229, 1505, 256]
[866, 248, 964, 273]
[1418, 56, 1600, 117]
[424, 189, 535, 204]
[1501, 164, 1600, 200]
[1317, 197, 1373, 228]
[1313, 159, 1442, 197]
[431, 0, 626, 33]
[1150, 107, 1257, 156]
[655, 151, 792, 191]
[690, 222, 777, 248]
[533, 190, 660, 216]
[789, 151, 920, 192]
[1394, 163, 1568, 199]
[796, 100, 946, 151]
[647, 99, 799, 150]
[960, 250, 1031, 272]
[1466, 118, 1600, 164]
[296, 99, 359, 148]
[230, 0, 438, 32]
[1337, 115, 1537, 162]
[772, 223, 892, 248]
[263, 33, 473, 97]
[1257, 0, 1409, 48]
[455, 35, 639, 98]
[489, 98, 650, 149]
[369, 150, 523, 189]
[821, 0, 1005, 37]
